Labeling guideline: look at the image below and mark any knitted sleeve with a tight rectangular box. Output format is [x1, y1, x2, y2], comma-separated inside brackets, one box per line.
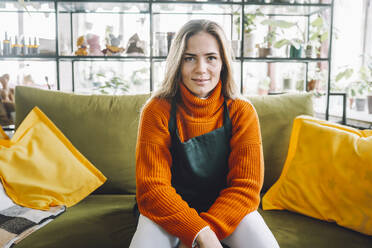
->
[200, 99, 264, 240]
[136, 98, 209, 247]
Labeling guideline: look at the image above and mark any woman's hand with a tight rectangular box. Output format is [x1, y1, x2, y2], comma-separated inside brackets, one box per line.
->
[178, 228, 222, 248]
[195, 228, 223, 248]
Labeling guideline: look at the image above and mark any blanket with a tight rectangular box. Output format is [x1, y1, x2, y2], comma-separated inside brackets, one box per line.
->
[0, 183, 65, 248]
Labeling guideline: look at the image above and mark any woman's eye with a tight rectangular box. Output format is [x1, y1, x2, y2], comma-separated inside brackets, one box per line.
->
[207, 56, 217, 61]
[184, 57, 194, 62]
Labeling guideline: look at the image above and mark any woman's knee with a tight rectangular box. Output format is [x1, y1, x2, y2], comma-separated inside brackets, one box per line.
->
[129, 215, 179, 248]
[222, 211, 280, 248]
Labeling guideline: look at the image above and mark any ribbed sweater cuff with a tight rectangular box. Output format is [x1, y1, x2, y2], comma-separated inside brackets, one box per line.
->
[179, 218, 209, 247]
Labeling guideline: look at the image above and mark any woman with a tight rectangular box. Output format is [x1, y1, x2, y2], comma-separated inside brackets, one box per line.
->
[130, 19, 279, 248]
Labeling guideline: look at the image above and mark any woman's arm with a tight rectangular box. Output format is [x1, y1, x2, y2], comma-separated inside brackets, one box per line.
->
[136, 99, 209, 247]
[200, 99, 264, 240]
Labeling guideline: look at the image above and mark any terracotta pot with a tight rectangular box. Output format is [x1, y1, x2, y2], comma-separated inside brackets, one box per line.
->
[258, 47, 272, 58]
[307, 79, 318, 91]
[258, 88, 269, 95]
[349, 97, 354, 110]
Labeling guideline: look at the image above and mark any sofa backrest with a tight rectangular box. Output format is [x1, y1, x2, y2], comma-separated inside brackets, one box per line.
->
[15, 86, 149, 194]
[15, 86, 313, 194]
[245, 94, 314, 192]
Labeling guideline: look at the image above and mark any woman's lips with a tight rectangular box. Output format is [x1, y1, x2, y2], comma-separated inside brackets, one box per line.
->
[192, 78, 210, 82]
[192, 79, 209, 85]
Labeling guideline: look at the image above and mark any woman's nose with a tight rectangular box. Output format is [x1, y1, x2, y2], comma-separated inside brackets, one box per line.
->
[195, 59, 208, 73]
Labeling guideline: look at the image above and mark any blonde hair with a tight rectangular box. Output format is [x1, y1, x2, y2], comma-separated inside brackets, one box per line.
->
[152, 19, 239, 100]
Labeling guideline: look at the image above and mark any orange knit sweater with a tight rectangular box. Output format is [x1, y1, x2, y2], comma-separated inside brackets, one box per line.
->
[136, 82, 264, 247]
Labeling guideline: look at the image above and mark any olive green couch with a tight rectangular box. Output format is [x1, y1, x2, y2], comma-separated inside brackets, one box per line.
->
[14, 86, 372, 248]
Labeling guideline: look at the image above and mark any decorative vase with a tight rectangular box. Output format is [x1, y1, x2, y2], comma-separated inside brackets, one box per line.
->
[305, 45, 313, 58]
[355, 98, 366, 111]
[231, 40, 241, 57]
[243, 33, 256, 57]
[296, 80, 304, 91]
[283, 78, 292, 90]
[367, 95, 372, 114]
[289, 45, 302, 58]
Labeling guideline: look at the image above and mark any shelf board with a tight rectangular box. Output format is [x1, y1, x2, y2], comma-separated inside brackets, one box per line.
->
[0, 55, 57, 61]
[57, 1, 149, 13]
[241, 56, 329, 62]
[58, 55, 150, 61]
[0, 55, 329, 63]
[245, 3, 331, 16]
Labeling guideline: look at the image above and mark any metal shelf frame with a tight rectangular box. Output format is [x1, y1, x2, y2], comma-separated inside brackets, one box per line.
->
[1, 0, 337, 121]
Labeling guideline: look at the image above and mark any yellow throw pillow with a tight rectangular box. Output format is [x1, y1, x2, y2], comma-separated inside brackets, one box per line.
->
[262, 115, 372, 236]
[0, 126, 9, 140]
[0, 107, 106, 210]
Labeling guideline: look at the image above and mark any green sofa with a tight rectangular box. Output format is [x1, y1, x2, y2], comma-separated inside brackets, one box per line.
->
[14, 86, 372, 248]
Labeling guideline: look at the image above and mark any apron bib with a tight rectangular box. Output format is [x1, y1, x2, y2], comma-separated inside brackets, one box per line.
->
[169, 98, 232, 213]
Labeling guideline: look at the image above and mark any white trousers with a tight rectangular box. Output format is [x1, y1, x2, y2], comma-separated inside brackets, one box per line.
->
[129, 211, 280, 248]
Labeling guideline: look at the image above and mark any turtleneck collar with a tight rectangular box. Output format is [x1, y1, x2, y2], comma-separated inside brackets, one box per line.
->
[178, 80, 224, 118]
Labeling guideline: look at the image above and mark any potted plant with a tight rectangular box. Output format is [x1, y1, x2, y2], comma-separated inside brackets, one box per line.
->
[359, 62, 372, 113]
[260, 18, 303, 58]
[335, 60, 372, 112]
[269, 20, 304, 58]
[346, 80, 368, 111]
[335, 65, 354, 108]
[234, 9, 263, 57]
[257, 29, 277, 57]
[307, 15, 329, 58]
[307, 67, 326, 92]
[258, 76, 271, 95]
[93, 73, 129, 95]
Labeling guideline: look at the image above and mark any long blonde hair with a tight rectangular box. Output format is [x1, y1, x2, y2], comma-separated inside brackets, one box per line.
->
[152, 19, 239, 100]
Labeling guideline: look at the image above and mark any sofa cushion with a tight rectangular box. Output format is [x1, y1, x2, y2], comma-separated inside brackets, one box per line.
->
[258, 208, 372, 248]
[246, 93, 314, 192]
[14, 194, 138, 248]
[262, 116, 372, 235]
[15, 86, 149, 194]
[1, 107, 106, 210]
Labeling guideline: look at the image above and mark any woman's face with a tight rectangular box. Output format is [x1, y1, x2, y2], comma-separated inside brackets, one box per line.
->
[181, 31, 223, 98]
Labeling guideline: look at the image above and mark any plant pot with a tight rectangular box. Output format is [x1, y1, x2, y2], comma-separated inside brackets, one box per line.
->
[305, 45, 313, 58]
[368, 95, 372, 114]
[231, 40, 241, 57]
[349, 97, 354, 110]
[243, 33, 256, 57]
[296, 80, 304, 91]
[258, 47, 272, 58]
[258, 88, 268, 95]
[355, 98, 366, 111]
[307, 79, 318, 91]
[289, 45, 302, 58]
[283, 78, 292, 90]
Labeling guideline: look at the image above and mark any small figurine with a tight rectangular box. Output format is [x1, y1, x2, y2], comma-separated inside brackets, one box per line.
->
[75, 35, 88, 56]
[126, 33, 145, 56]
[102, 34, 124, 56]
[86, 33, 103, 56]
[0, 74, 14, 103]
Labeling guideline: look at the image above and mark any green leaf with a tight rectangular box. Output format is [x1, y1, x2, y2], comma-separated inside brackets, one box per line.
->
[320, 31, 329, 42]
[274, 39, 289, 48]
[261, 19, 296, 29]
[311, 17, 323, 27]
[310, 33, 319, 41]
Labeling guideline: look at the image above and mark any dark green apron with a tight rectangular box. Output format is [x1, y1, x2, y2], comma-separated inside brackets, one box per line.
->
[169, 97, 232, 213]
